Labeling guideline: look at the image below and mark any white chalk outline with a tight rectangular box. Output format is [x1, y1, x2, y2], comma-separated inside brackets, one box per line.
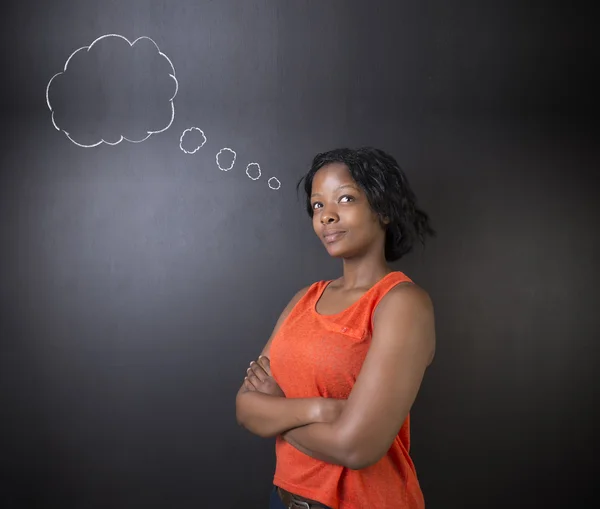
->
[216, 148, 236, 171]
[268, 177, 281, 190]
[45, 34, 179, 148]
[245, 162, 261, 180]
[179, 127, 207, 154]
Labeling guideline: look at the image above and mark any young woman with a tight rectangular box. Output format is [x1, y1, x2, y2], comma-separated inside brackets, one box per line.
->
[236, 147, 437, 509]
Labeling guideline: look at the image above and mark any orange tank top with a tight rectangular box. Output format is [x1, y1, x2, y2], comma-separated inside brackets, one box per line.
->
[269, 271, 425, 509]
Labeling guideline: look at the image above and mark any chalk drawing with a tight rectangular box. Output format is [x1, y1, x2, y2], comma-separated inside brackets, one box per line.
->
[179, 127, 207, 154]
[216, 148, 236, 171]
[46, 34, 178, 147]
[268, 177, 281, 190]
[246, 163, 261, 180]
[48, 35, 283, 189]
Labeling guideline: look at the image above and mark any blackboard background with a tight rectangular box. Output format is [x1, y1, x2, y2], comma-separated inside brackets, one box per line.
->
[0, 1, 597, 508]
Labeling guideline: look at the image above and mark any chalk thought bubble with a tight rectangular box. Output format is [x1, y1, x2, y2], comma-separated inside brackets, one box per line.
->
[179, 127, 207, 154]
[246, 163, 261, 180]
[46, 34, 178, 148]
[216, 148, 236, 171]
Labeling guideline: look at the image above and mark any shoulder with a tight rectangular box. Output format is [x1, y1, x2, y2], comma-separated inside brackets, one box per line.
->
[372, 282, 436, 362]
[279, 283, 315, 316]
[376, 281, 433, 317]
[290, 284, 312, 305]
[266, 284, 316, 348]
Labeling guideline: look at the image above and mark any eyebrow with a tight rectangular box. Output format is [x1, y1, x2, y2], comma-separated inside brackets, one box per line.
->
[311, 184, 359, 198]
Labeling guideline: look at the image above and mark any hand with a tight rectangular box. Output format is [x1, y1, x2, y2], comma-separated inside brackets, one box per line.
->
[318, 398, 347, 424]
[244, 355, 285, 397]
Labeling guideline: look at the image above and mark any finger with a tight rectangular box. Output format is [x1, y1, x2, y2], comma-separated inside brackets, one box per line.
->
[247, 365, 263, 383]
[243, 377, 255, 391]
[248, 361, 268, 382]
[252, 359, 269, 377]
[243, 377, 253, 390]
[258, 355, 272, 376]
[247, 372, 261, 388]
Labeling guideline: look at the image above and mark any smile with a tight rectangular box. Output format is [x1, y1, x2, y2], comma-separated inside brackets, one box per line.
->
[323, 231, 346, 244]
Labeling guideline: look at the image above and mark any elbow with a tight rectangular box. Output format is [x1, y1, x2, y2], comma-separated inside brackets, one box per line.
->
[340, 437, 386, 470]
[235, 392, 249, 427]
[235, 392, 275, 438]
[334, 420, 404, 469]
[333, 425, 378, 470]
[345, 449, 383, 471]
[235, 399, 243, 425]
[344, 450, 377, 471]
[235, 413, 245, 428]
[326, 421, 373, 470]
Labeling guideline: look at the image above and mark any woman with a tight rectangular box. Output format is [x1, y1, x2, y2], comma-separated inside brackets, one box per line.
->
[235, 147, 436, 509]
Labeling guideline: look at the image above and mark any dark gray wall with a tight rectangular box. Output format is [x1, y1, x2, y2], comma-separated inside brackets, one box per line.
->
[0, 1, 596, 508]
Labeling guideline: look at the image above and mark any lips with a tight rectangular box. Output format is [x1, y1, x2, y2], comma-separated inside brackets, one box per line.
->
[322, 230, 346, 244]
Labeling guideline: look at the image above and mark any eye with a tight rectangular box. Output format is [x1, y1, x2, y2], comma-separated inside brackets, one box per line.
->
[340, 195, 355, 203]
[311, 202, 323, 210]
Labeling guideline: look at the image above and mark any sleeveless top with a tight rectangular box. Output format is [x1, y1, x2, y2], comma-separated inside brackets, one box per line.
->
[269, 271, 425, 509]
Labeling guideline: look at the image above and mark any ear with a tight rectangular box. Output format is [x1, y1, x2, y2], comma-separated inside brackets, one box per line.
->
[381, 215, 390, 225]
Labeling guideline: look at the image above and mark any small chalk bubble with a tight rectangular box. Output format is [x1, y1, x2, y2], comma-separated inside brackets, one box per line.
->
[246, 163, 261, 180]
[216, 148, 236, 171]
[268, 177, 281, 190]
[179, 127, 206, 154]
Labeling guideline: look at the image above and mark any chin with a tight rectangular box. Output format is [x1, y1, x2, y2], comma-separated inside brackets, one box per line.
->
[324, 243, 351, 259]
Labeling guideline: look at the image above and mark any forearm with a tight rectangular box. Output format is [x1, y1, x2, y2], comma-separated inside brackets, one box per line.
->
[236, 389, 322, 438]
[282, 422, 350, 467]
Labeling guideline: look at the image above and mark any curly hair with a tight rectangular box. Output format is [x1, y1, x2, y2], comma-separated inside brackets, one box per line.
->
[296, 147, 436, 262]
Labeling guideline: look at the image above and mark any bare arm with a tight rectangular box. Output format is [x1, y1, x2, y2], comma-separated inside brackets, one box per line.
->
[282, 283, 436, 469]
[236, 389, 325, 438]
[236, 285, 328, 438]
[281, 427, 347, 464]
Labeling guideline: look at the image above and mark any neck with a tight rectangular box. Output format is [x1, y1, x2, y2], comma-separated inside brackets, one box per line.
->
[339, 254, 391, 290]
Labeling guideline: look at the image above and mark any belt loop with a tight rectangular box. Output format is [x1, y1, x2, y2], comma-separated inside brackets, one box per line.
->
[289, 500, 311, 509]
[290, 501, 311, 509]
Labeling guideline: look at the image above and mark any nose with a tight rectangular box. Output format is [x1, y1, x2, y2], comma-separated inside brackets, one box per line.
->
[320, 208, 339, 224]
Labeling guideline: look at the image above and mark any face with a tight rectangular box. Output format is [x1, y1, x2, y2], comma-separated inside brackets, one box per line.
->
[310, 162, 388, 259]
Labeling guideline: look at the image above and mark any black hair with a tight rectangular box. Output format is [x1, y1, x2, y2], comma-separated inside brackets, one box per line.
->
[296, 147, 436, 262]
